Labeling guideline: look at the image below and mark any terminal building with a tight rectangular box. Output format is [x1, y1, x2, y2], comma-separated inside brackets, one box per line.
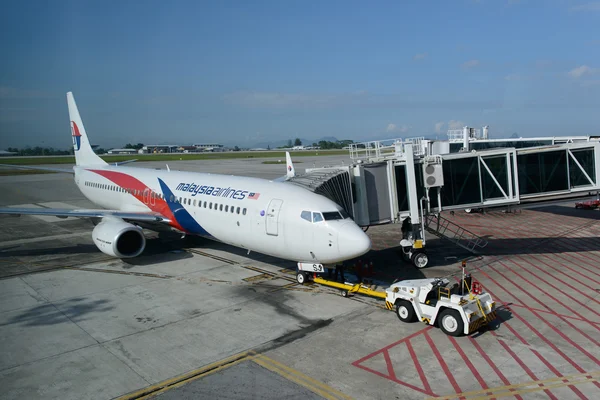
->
[140, 144, 225, 153]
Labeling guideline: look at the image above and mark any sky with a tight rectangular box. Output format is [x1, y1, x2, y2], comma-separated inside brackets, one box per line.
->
[1, 0, 599, 149]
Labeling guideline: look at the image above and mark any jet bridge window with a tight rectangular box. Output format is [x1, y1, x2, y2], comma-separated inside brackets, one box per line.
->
[312, 212, 324, 223]
[301, 211, 311, 222]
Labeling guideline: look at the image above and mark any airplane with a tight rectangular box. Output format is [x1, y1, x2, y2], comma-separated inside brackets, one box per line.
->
[0, 92, 371, 274]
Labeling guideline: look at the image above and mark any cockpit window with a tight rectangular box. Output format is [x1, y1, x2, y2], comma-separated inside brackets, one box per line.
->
[312, 212, 323, 223]
[339, 209, 350, 219]
[322, 212, 343, 221]
[301, 210, 311, 222]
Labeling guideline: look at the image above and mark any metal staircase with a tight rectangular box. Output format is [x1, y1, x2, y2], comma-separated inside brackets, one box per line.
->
[424, 214, 488, 253]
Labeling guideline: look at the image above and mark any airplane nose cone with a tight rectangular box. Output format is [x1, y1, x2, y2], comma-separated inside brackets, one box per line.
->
[338, 222, 371, 259]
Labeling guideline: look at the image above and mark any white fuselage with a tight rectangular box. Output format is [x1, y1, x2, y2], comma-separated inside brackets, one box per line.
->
[73, 164, 371, 264]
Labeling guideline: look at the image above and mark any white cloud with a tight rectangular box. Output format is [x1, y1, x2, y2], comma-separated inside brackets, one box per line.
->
[386, 123, 410, 133]
[568, 65, 596, 79]
[570, 2, 600, 12]
[461, 59, 480, 69]
[434, 122, 445, 133]
[413, 53, 427, 61]
[434, 120, 465, 133]
[448, 120, 465, 130]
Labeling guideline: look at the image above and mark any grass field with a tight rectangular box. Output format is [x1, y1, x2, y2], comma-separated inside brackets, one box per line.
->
[0, 169, 57, 176]
[0, 150, 348, 165]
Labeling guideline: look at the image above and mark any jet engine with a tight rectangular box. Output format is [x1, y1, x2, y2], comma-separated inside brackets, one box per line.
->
[92, 218, 146, 258]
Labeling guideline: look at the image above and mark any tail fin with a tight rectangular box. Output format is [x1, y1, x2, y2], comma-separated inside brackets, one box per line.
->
[285, 151, 295, 179]
[67, 92, 107, 166]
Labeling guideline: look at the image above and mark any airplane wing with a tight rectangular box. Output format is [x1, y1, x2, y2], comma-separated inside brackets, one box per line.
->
[111, 159, 138, 166]
[0, 164, 74, 174]
[0, 207, 170, 223]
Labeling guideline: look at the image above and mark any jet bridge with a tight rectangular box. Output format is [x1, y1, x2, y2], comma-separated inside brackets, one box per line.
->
[292, 138, 600, 268]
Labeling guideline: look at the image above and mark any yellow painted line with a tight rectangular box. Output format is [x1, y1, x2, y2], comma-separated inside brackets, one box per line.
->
[117, 350, 255, 400]
[429, 371, 600, 400]
[253, 354, 353, 400]
[467, 378, 599, 400]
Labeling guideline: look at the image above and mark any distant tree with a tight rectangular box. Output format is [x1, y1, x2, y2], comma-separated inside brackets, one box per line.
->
[124, 143, 134, 149]
[286, 139, 293, 148]
[134, 143, 144, 150]
[294, 138, 302, 146]
[95, 148, 106, 154]
[311, 143, 317, 147]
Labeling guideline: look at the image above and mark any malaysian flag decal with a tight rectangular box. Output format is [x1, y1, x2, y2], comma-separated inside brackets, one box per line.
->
[248, 192, 260, 200]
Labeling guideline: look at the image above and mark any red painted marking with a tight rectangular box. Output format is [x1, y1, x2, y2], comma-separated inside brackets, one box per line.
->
[494, 261, 600, 342]
[89, 169, 185, 232]
[480, 275, 599, 384]
[352, 362, 434, 397]
[448, 336, 491, 395]
[406, 340, 432, 394]
[382, 350, 396, 381]
[352, 326, 433, 365]
[551, 251, 600, 278]
[470, 337, 523, 400]
[506, 303, 600, 326]
[522, 254, 600, 299]
[529, 349, 588, 400]
[502, 259, 600, 321]
[492, 309, 588, 399]
[497, 339, 558, 400]
[424, 332, 462, 395]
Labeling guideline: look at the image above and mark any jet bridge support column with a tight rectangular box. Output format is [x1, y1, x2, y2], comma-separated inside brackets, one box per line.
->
[401, 144, 429, 268]
[404, 144, 420, 227]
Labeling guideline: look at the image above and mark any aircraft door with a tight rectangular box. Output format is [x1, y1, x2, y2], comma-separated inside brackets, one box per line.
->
[266, 199, 283, 236]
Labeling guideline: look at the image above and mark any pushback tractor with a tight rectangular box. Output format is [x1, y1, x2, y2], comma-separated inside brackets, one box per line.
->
[384, 276, 496, 336]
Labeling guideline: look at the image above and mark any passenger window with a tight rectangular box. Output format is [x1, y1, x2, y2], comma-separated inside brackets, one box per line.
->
[209, 202, 213, 209]
[312, 212, 323, 223]
[231, 207, 234, 214]
[170, 195, 174, 202]
[301, 211, 311, 222]
[243, 208, 247, 215]
[204, 201, 207, 208]
[225, 205, 229, 212]
[219, 204, 223, 211]
[236, 207, 240, 214]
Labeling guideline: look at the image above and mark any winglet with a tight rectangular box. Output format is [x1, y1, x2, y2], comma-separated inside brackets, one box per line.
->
[286, 151, 295, 179]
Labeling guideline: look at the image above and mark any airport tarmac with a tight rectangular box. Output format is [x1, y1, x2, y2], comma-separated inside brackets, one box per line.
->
[1, 156, 599, 400]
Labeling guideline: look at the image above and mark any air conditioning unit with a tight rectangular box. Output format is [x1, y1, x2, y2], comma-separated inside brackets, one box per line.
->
[422, 163, 444, 188]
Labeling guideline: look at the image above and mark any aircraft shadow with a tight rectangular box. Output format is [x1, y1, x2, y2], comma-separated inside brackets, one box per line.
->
[4, 297, 114, 327]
